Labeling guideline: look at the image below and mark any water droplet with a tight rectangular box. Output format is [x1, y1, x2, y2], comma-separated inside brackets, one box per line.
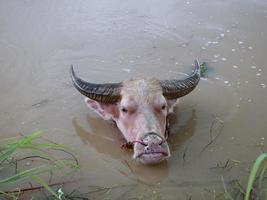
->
[256, 73, 261, 76]
[236, 104, 240, 108]
[129, 60, 135, 63]
[251, 66, 257, 69]
[238, 41, 243, 45]
[214, 54, 219, 58]
[201, 46, 206, 50]
[220, 33, 225, 38]
[221, 57, 227, 61]
[233, 65, 238, 69]
[248, 46, 253, 50]
[226, 30, 230, 33]
[258, 69, 262, 72]
[260, 83, 266, 88]
[122, 68, 131, 73]
[231, 49, 236, 52]
[224, 80, 229, 84]
[245, 81, 249, 83]
[248, 99, 252, 102]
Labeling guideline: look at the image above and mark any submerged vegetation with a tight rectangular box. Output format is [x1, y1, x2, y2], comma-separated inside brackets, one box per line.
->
[0, 131, 79, 199]
[215, 153, 267, 200]
[0, 131, 266, 200]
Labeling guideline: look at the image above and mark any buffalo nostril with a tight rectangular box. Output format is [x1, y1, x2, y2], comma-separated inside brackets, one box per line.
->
[132, 140, 148, 146]
[134, 133, 165, 147]
[142, 134, 164, 146]
[158, 139, 166, 146]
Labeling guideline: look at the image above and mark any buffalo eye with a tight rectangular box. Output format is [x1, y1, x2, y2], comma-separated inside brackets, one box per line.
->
[121, 107, 128, 113]
[161, 104, 166, 110]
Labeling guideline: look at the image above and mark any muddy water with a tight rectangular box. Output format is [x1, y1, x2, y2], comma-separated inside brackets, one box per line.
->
[0, 0, 267, 199]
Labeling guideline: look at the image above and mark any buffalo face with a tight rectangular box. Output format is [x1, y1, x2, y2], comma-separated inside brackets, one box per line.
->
[71, 60, 200, 164]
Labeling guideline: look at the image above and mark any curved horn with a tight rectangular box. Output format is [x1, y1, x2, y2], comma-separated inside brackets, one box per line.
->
[70, 65, 122, 104]
[160, 59, 200, 100]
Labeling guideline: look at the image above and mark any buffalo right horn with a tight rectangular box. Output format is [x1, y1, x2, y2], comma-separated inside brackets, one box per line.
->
[160, 59, 201, 100]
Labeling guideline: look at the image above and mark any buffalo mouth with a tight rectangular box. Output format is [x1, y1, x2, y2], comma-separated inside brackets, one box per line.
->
[133, 133, 170, 164]
[137, 151, 169, 164]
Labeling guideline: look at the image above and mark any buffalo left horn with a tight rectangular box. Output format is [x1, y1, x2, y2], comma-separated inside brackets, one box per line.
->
[70, 65, 122, 104]
[160, 59, 201, 100]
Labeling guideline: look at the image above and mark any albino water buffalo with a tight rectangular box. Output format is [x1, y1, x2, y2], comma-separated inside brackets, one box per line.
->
[71, 60, 200, 164]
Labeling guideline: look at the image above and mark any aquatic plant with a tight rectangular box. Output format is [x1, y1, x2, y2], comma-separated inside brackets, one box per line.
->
[245, 153, 267, 200]
[200, 62, 208, 78]
[0, 131, 79, 200]
[1, 131, 266, 200]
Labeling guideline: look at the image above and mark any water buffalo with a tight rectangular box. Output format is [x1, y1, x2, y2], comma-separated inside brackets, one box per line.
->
[71, 60, 200, 164]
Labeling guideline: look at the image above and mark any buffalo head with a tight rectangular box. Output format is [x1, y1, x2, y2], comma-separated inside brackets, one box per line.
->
[71, 60, 200, 164]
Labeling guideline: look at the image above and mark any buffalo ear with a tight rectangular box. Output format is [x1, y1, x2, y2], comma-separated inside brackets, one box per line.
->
[84, 98, 119, 120]
[167, 99, 179, 113]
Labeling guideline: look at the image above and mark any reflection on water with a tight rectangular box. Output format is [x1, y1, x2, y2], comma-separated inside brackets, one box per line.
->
[168, 109, 196, 152]
[73, 115, 127, 160]
[73, 109, 196, 185]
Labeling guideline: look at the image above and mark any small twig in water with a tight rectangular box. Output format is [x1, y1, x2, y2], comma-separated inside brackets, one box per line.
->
[123, 160, 135, 175]
[49, 170, 53, 184]
[183, 147, 187, 165]
[200, 116, 224, 154]
[3, 180, 78, 194]
[221, 175, 234, 200]
[210, 159, 241, 171]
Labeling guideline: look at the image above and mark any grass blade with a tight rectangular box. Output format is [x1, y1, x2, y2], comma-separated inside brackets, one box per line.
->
[245, 153, 267, 200]
[0, 165, 52, 185]
[0, 130, 78, 199]
[31, 175, 60, 199]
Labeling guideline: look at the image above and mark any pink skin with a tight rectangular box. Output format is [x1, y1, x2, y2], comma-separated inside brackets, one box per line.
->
[84, 78, 178, 164]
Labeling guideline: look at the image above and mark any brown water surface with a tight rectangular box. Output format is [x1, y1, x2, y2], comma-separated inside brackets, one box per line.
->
[0, 0, 267, 199]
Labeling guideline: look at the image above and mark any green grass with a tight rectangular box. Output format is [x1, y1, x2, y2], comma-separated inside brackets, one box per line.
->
[0, 131, 79, 200]
[245, 153, 267, 200]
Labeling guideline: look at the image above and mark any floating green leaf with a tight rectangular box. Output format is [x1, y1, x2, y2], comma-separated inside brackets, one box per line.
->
[200, 62, 208, 77]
